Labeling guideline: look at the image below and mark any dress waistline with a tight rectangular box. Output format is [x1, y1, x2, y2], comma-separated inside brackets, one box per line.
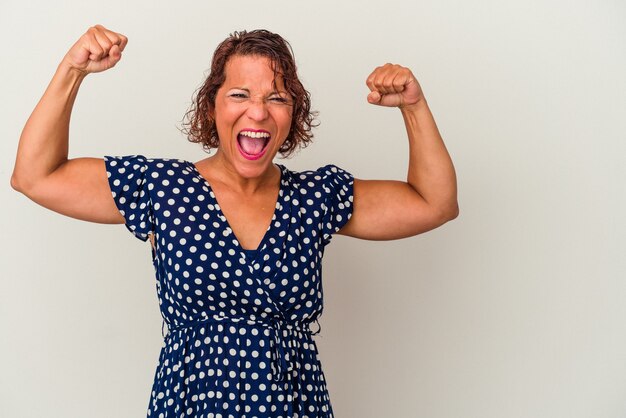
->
[161, 314, 321, 382]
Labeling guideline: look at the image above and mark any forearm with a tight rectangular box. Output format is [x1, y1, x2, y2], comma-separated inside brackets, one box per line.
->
[11, 62, 86, 191]
[401, 99, 458, 216]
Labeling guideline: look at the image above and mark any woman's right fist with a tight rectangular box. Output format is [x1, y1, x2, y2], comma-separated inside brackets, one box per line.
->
[62, 25, 128, 75]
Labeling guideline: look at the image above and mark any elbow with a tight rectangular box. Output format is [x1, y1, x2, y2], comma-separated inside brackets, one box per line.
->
[10, 174, 22, 192]
[438, 202, 459, 223]
[10, 173, 33, 195]
[448, 203, 460, 220]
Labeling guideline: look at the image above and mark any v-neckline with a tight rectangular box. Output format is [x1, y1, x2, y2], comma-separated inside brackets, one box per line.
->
[187, 161, 285, 259]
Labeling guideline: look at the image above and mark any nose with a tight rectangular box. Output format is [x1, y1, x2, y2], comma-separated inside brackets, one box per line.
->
[246, 97, 269, 121]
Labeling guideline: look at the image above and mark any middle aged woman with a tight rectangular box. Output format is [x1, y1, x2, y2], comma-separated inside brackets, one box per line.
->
[11, 25, 458, 417]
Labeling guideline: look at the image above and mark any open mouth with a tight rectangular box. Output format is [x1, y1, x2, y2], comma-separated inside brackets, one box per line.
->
[236, 130, 271, 160]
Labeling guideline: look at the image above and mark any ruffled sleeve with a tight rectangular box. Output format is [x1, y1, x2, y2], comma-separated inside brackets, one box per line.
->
[318, 164, 354, 246]
[103, 154, 155, 242]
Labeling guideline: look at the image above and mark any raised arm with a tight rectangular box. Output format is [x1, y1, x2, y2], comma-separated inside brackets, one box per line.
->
[10, 25, 128, 224]
[337, 63, 459, 240]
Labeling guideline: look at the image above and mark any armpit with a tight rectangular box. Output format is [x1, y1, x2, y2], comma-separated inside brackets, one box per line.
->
[148, 232, 156, 253]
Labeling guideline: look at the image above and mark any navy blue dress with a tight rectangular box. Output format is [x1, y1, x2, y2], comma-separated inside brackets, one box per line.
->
[104, 155, 354, 418]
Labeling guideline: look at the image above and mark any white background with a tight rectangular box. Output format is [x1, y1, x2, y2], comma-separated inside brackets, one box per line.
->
[2, 0, 625, 417]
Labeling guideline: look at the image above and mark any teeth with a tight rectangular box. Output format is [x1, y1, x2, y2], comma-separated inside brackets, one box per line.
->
[239, 131, 270, 139]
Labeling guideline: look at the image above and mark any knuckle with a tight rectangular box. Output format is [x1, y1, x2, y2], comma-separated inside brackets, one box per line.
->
[92, 45, 104, 56]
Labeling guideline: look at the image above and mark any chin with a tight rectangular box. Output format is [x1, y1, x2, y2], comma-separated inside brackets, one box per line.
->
[215, 140, 282, 179]
[232, 151, 277, 178]
[235, 142, 283, 174]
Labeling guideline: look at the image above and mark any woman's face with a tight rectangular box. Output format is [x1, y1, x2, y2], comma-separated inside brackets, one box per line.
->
[212, 54, 293, 179]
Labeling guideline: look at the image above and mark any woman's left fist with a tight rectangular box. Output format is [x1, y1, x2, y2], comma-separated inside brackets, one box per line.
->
[366, 64, 424, 109]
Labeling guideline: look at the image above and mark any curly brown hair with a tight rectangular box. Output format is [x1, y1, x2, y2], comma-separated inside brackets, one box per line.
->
[181, 29, 318, 158]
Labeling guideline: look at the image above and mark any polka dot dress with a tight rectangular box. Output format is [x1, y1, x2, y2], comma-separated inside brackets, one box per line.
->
[104, 155, 354, 418]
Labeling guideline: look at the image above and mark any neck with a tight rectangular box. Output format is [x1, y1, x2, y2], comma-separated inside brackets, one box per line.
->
[202, 150, 280, 194]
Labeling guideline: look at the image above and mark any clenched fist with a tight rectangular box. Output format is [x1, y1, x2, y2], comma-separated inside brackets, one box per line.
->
[62, 25, 128, 75]
[366, 63, 424, 109]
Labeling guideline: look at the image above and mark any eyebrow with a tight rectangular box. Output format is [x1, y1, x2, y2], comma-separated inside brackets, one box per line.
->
[229, 87, 288, 95]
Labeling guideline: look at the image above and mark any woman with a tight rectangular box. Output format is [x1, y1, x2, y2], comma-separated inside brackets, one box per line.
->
[11, 25, 458, 417]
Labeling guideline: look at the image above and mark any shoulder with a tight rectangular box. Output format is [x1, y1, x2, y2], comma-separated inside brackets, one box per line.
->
[104, 154, 194, 174]
[281, 163, 353, 188]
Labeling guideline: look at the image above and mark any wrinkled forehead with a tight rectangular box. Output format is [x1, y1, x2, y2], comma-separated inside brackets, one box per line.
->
[223, 54, 287, 92]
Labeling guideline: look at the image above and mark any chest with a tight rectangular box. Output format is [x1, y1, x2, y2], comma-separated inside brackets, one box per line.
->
[210, 183, 280, 251]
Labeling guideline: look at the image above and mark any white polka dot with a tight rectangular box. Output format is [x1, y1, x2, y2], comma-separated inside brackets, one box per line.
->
[104, 157, 352, 416]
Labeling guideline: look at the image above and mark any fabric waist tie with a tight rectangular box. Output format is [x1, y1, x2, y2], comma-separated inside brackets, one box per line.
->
[162, 314, 321, 382]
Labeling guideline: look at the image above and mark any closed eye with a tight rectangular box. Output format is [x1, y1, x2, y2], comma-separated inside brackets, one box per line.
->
[229, 93, 248, 99]
[270, 97, 289, 103]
